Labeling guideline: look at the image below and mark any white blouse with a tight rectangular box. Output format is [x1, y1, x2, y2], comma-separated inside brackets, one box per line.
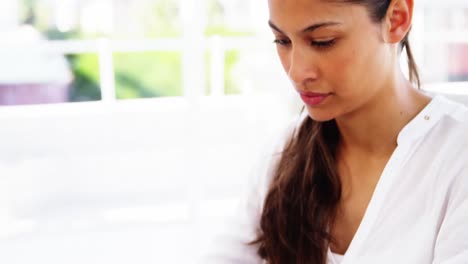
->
[200, 95, 468, 264]
[330, 251, 344, 264]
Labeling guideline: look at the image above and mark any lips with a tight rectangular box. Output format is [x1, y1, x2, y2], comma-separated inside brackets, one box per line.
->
[299, 91, 331, 106]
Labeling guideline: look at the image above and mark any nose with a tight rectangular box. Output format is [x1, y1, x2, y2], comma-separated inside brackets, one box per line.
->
[287, 46, 319, 86]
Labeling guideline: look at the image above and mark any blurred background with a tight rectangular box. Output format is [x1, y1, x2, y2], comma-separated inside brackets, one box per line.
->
[0, 0, 467, 263]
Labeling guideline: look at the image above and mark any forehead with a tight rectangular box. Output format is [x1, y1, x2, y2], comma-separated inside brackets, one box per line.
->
[268, 0, 368, 31]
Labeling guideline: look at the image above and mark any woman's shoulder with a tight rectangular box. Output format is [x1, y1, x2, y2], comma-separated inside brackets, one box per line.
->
[425, 95, 468, 157]
[433, 95, 468, 141]
[427, 95, 468, 184]
[413, 95, 468, 143]
[440, 94, 468, 121]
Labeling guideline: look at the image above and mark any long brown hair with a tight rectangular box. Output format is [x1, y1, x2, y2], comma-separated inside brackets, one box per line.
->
[251, 1, 421, 263]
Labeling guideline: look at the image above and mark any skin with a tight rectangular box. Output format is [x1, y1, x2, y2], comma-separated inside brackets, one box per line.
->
[268, 0, 431, 255]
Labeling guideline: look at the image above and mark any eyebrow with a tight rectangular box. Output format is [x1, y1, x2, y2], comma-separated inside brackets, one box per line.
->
[268, 20, 342, 34]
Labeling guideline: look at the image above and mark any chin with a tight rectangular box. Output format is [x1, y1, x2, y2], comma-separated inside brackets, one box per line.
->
[305, 107, 336, 123]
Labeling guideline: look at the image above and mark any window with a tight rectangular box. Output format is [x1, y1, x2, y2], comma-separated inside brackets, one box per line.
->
[0, 0, 277, 106]
[414, 1, 468, 95]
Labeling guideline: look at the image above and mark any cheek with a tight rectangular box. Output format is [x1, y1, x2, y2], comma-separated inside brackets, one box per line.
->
[326, 42, 381, 96]
[327, 44, 388, 116]
[333, 50, 356, 77]
[324, 48, 360, 93]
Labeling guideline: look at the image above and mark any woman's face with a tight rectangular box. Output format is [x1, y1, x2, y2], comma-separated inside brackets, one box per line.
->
[268, 0, 392, 121]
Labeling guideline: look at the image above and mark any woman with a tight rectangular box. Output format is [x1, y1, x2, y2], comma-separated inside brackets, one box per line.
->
[201, 0, 468, 263]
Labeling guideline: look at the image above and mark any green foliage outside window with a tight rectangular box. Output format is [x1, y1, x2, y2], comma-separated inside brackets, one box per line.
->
[67, 54, 101, 102]
[18, 0, 254, 100]
[114, 52, 182, 99]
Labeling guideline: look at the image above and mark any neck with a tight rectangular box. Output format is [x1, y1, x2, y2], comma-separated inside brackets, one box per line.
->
[335, 75, 430, 157]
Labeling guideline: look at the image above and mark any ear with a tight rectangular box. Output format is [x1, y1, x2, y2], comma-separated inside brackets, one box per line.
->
[383, 0, 413, 44]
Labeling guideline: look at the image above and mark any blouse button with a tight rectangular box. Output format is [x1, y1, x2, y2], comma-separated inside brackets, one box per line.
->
[424, 115, 430, 121]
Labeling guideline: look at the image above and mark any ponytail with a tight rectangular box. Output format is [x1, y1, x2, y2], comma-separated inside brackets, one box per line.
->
[401, 32, 421, 89]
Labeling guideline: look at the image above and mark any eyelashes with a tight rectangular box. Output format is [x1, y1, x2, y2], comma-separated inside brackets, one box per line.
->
[311, 39, 336, 48]
[273, 38, 336, 49]
[272, 39, 291, 46]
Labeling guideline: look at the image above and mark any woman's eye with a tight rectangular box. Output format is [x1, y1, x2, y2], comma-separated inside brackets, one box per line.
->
[273, 39, 291, 46]
[311, 39, 336, 49]
[272, 38, 336, 48]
